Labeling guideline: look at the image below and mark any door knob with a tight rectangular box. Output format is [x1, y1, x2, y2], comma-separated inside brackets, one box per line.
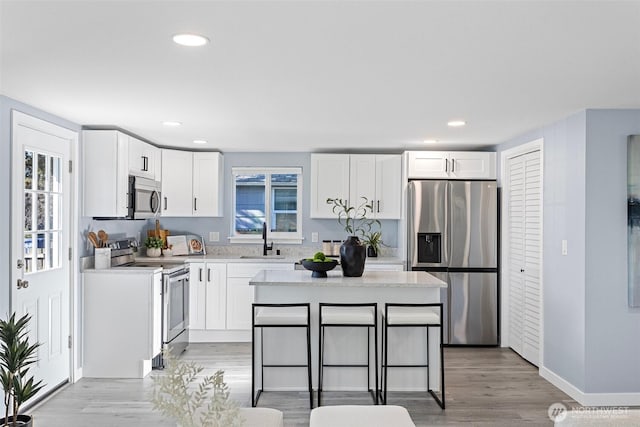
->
[520, 269, 525, 273]
[17, 279, 29, 289]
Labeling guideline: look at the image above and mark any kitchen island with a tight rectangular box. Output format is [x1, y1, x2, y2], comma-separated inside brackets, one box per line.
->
[250, 270, 447, 394]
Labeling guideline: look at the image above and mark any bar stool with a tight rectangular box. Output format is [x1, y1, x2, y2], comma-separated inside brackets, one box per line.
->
[318, 303, 378, 406]
[381, 303, 445, 409]
[252, 303, 313, 409]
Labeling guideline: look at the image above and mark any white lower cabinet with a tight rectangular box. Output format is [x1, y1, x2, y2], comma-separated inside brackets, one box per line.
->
[189, 261, 293, 341]
[226, 262, 294, 330]
[364, 262, 404, 271]
[189, 262, 227, 330]
[83, 270, 162, 378]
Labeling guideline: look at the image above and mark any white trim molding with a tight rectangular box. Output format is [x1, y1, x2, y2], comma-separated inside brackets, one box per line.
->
[541, 366, 640, 406]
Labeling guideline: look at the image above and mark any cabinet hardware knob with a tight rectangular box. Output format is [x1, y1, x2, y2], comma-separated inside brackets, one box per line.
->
[17, 279, 29, 289]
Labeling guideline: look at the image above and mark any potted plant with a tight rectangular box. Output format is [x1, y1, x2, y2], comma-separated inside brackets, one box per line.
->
[144, 236, 164, 257]
[151, 349, 243, 427]
[0, 313, 44, 427]
[326, 197, 381, 277]
[362, 230, 383, 257]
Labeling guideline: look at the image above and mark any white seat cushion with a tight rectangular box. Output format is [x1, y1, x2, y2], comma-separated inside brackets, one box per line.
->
[321, 306, 375, 325]
[255, 307, 308, 325]
[386, 307, 440, 325]
[310, 405, 415, 427]
[240, 407, 284, 427]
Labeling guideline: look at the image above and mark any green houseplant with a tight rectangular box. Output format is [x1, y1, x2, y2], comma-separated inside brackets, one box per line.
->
[144, 236, 164, 257]
[151, 349, 243, 427]
[0, 313, 44, 427]
[362, 230, 383, 257]
[326, 197, 381, 276]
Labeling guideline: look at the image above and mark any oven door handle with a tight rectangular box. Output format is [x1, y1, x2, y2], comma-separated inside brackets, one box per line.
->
[168, 271, 190, 283]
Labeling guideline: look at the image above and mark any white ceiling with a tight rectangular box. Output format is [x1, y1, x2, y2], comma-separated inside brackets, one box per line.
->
[2, 1, 640, 152]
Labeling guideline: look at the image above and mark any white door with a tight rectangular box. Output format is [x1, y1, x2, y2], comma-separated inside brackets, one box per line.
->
[506, 149, 542, 366]
[11, 112, 76, 396]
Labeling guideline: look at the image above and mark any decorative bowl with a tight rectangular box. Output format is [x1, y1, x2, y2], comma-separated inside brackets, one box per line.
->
[300, 259, 339, 278]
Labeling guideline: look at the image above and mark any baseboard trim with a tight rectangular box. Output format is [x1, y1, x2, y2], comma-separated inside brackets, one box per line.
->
[540, 366, 640, 406]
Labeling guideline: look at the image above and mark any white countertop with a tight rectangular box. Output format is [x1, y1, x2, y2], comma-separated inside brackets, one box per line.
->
[249, 270, 447, 288]
[83, 266, 162, 274]
[137, 255, 403, 265]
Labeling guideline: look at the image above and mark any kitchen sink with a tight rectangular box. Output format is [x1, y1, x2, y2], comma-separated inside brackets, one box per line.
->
[239, 255, 286, 259]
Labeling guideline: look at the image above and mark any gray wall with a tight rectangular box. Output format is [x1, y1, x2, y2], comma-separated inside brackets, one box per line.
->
[0, 95, 81, 318]
[496, 109, 640, 396]
[584, 109, 640, 392]
[157, 151, 399, 249]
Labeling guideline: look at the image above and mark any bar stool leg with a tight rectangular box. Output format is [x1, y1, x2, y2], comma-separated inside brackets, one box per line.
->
[307, 323, 313, 409]
[318, 324, 324, 407]
[251, 323, 256, 407]
[374, 320, 379, 404]
[383, 316, 388, 405]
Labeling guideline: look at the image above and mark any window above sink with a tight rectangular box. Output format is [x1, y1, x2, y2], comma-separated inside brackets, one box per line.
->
[230, 167, 303, 244]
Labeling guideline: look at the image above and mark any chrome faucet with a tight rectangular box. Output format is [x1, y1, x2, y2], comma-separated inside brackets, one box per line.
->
[262, 222, 273, 256]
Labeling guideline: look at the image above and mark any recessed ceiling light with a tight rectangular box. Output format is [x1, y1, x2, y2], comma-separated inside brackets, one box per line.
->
[423, 139, 438, 144]
[193, 139, 207, 145]
[173, 33, 209, 47]
[162, 121, 182, 127]
[447, 120, 466, 127]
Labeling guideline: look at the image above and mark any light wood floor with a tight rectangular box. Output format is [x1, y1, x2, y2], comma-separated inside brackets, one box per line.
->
[31, 343, 576, 426]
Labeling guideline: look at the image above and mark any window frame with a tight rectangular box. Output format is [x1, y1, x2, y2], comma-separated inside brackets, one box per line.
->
[230, 166, 303, 244]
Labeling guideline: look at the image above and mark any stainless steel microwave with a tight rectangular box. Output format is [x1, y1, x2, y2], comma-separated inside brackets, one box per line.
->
[128, 176, 161, 219]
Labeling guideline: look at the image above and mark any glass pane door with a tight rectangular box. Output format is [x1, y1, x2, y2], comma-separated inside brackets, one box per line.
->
[24, 150, 62, 274]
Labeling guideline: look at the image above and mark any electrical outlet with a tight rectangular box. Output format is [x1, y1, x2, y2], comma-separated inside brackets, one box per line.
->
[311, 232, 319, 243]
[209, 231, 220, 242]
[561, 239, 568, 255]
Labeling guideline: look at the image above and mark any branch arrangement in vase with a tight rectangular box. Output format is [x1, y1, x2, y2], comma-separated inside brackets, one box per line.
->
[326, 197, 381, 238]
[150, 348, 243, 427]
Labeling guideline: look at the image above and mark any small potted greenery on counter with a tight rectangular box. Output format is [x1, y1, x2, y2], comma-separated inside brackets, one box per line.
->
[144, 236, 164, 257]
[362, 230, 383, 257]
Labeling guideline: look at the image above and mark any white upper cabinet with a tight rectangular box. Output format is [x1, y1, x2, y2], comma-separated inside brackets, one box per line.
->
[192, 152, 223, 217]
[406, 151, 496, 179]
[129, 137, 160, 180]
[161, 149, 224, 217]
[82, 130, 130, 218]
[310, 154, 350, 218]
[161, 149, 193, 217]
[350, 154, 402, 219]
[373, 155, 402, 219]
[311, 153, 402, 219]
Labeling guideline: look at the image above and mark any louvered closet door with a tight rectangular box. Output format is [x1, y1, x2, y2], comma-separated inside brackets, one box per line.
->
[507, 149, 541, 366]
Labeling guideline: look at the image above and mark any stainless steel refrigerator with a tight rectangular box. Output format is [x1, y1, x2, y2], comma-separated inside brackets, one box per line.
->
[408, 180, 499, 345]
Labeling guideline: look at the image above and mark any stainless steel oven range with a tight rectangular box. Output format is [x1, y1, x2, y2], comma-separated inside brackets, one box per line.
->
[133, 261, 190, 367]
[109, 245, 190, 368]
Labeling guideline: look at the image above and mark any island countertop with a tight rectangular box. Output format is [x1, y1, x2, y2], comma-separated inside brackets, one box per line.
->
[249, 269, 447, 288]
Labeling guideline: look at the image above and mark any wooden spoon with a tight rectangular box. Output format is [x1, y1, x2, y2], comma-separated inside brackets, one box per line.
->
[97, 230, 108, 248]
[88, 232, 100, 248]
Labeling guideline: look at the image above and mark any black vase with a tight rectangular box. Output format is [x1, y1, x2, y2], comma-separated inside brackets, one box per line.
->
[340, 236, 366, 277]
[367, 245, 378, 257]
[1, 415, 33, 427]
